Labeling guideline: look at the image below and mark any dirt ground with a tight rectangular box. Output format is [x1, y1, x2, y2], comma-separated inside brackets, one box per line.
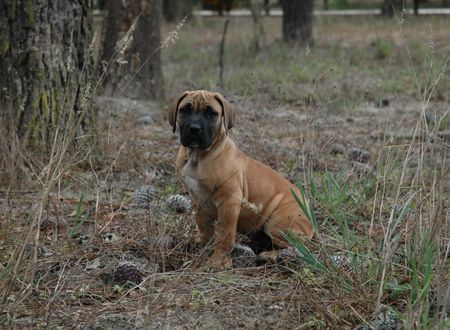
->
[1, 15, 449, 329]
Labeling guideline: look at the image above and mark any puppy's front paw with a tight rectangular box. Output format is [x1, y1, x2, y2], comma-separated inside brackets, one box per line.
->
[207, 256, 232, 270]
[194, 234, 210, 246]
[258, 250, 279, 264]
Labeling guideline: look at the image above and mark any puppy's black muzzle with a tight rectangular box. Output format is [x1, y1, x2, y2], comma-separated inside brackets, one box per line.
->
[188, 124, 201, 135]
[180, 115, 214, 149]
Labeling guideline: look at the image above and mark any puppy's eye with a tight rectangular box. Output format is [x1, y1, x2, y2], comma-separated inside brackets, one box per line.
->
[205, 106, 218, 118]
[179, 104, 192, 115]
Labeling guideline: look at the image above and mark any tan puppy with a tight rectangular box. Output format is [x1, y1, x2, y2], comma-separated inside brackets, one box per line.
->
[168, 90, 313, 269]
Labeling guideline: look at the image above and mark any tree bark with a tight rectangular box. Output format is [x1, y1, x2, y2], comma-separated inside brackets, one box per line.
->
[381, 0, 404, 17]
[281, 0, 313, 45]
[101, 0, 164, 100]
[0, 0, 93, 150]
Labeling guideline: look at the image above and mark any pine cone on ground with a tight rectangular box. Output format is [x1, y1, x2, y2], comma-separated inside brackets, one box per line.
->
[230, 243, 257, 268]
[358, 307, 400, 330]
[133, 186, 156, 208]
[113, 262, 142, 286]
[166, 194, 191, 213]
[369, 309, 400, 330]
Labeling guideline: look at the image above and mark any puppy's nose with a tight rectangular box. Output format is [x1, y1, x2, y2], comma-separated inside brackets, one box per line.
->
[189, 124, 201, 134]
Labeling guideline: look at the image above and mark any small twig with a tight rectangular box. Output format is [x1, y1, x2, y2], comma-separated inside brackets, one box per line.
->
[44, 263, 68, 326]
[219, 19, 230, 87]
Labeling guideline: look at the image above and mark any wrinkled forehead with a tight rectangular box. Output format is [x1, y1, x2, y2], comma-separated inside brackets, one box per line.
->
[179, 92, 222, 112]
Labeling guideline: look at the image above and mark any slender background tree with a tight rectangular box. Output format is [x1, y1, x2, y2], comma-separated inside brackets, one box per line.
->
[281, 0, 314, 45]
[101, 0, 164, 100]
[248, 0, 266, 53]
[381, 0, 404, 17]
[163, 0, 193, 22]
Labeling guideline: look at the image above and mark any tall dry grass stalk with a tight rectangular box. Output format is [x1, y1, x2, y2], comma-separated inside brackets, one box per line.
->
[0, 60, 94, 322]
[284, 12, 449, 328]
[372, 16, 449, 326]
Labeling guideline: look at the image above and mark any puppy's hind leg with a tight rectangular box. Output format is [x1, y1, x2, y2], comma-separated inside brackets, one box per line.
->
[258, 209, 313, 263]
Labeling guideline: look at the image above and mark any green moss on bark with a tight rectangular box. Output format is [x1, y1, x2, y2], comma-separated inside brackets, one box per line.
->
[31, 94, 39, 112]
[11, 0, 17, 20]
[29, 112, 42, 143]
[1, 37, 10, 56]
[25, 0, 35, 26]
[51, 91, 59, 126]
[41, 92, 49, 119]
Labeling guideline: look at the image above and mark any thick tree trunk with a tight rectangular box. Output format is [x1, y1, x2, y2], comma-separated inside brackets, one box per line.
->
[102, 0, 164, 100]
[381, 0, 404, 17]
[0, 0, 93, 150]
[281, 0, 313, 45]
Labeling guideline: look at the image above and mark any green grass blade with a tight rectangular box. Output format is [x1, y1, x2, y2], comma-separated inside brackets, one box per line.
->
[69, 192, 84, 238]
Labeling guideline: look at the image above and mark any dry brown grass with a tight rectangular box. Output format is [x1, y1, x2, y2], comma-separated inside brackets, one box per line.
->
[1, 13, 449, 329]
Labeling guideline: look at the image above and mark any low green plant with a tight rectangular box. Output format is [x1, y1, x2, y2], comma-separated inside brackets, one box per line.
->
[285, 180, 357, 294]
[112, 284, 124, 294]
[406, 230, 438, 328]
[285, 159, 447, 327]
[190, 288, 214, 309]
[373, 38, 395, 60]
[69, 192, 85, 238]
[332, 0, 351, 10]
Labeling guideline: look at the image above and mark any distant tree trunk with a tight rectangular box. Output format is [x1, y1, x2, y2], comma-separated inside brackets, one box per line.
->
[163, 0, 192, 22]
[264, 0, 270, 15]
[248, 0, 266, 52]
[101, 0, 122, 64]
[0, 0, 93, 150]
[323, 0, 329, 10]
[381, 0, 404, 17]
[102, 0, 164, 100]
[413, 0, 419, 15]
[281, 0, 313, 45]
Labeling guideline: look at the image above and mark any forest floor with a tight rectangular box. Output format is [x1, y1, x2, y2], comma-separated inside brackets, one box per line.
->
[1, 15, 449, 329]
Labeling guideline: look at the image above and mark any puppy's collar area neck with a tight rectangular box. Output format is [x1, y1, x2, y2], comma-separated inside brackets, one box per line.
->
[185, 133, 229, 165]
[187, 149, 200, 166]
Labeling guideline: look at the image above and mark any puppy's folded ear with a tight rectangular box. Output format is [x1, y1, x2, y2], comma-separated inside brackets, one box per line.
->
[214, 93, 236, 131]
[168, 91, 190, 133]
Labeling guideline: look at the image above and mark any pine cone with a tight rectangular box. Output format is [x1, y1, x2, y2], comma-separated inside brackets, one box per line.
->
[348, 147, 370, 163]
[230, 243, 257, 268]
[358, 307, 400, 330]
[369, 309, 400, 330]
[133, 185, 156, 208]
[166, 194, 191, 213]
[113, 262, 142, 286]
